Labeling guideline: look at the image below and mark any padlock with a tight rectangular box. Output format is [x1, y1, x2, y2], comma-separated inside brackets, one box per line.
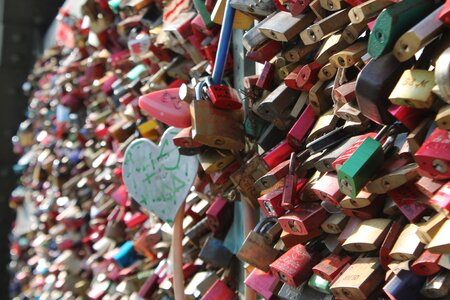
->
[416, 213, 447, 245]
[333, 80, 356, 104]
[206, 195, 233, 235]
[330, 257, 384, 300]
[258, 11, 316, 42]
[311, 172, 344, 206]
[319, 63, 337, 81]
[415, 177, 446, 199]
[407, 117, 434, 154]
[244, 268, 282, 300]
[389, 69, 435, 109]
[199, 148, 235, 174]
[321, 213, 348, 234]
[237, 218, 281, 272]
[343, 21, 368, 44]
[173, 126, 203, 148]
[393, 5, 446, 62]
[383, 270, 426, 300]
[337, 123, 400, 198]
[242, 14, 271, 51]
[201, 279, 237, 300]
[319, 0, 344, 11]
[198, 236, 234, 268]
[256, 61, 276, 91]
[435, 47, 450, 102]
[278, 202, 329, 236]
[310, 0, 328, 19]
[386, 183, 429, 223]
[420, 270, 450, 299]
[329, 41, 367, 69]
[368, 0, 435, 59]
[281, 153, 298, 210]
[415, 128, 450, 180]
[315, 135, 363, 172]
[348, 0, 393, 24]
[255, 160, 290, 191]
[356, 52, 414, 125]
[436, 105, 450, 131]
[428, 219, 450, 254]
[288, 0, 312, 16]
[191, 85, 245, 150]
[410, 249, 442, 276]
[270, 242, 322, 287]
[308, 273, 332, 294]
[313, 254, 353, 282]
[340, 196, 384, 220]
[206, 79, 243, 110]
[308, 80, 333, 115]
[296, 62, 322, 93]
[314, 33, 348, 66]
[342, 218, 391, 252]
[229, 0, 276, 16]
[300, 8, 351, 45]
[389, 223, 424, 261]
[262, 139, 295, 169]
[306, 109, 341, 144]
[246, 40, 282, 64]
[257, 83, 301, 122]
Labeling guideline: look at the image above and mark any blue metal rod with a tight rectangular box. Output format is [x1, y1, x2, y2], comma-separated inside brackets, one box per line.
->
[211, 0, 235, 85]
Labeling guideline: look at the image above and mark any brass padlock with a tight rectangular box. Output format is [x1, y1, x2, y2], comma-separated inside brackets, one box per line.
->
[258, 11, 316, 42]
[191, 81, 245, 150]
[237, 218, 282, 272]
[389, 69, 435, 109]
[330, 257, 384, 300]
[342, 218, 391, 252]
[389, 223, 424, 261]
[427, 219, 450, 254]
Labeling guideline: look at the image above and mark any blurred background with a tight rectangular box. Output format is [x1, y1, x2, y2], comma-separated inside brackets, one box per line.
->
[0, 0, 63, 298]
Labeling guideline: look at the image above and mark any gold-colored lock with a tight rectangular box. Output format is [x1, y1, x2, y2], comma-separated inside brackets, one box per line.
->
[348, 0, 393, 24]
[340, 190, 376, 209]
[329, 41, 367, 69]
[321, 213, 348, 234]
[199, 148, 235, 174]
[306, 109, 340, 143]
[315, 33, 348, 66]
[330, 257, 384, 300]
[390, 223, 424, 261]
[366, 163, 419, 194]
[343, 218, 391, 252]
[300, 8, 351, 45]
[407, 118, 433, 153]
[259, 11, 316, 42]
[309, 80, 332, 115]
[416, 213, 447, 245]
[435, 105, 450, 130]
[428, 220, 450, 254]
[342, 22, 368, 44]
[319, 63, 337, 81]
[335, 102, 367, 123]
[389, 69, 436, 109]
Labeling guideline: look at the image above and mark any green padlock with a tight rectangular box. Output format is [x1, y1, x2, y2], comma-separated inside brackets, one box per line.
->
[337, 123, 401, 199]
[368, 0, 435, 59]
[308, 273, 332, 295]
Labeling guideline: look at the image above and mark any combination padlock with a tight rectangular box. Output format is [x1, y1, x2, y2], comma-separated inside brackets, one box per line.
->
[337, 122, 401, 198]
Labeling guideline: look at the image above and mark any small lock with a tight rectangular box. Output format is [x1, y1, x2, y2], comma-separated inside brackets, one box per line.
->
[237, 217, 281, 272]
[330, 257, 384, 300]
[427, 219, 450, 254]
[270, 242, 322, 287]
[383, 270, 426, 300]
[343, 218, 391, 252]
[312, 254, 353, 282]
[258, 187, 286, 217]
[337, 123, 401, 198]
[390, 223, 424, 261]
[410, 249, 441, 277]
[420, 270, 450, 299]
[278, 202, 328, 236]
[415, 128, 450, 180]
[244, 268, 282, 300]
[311, 172, 344, 207]
[321, 213, 348, 234]
[205, 78, 242, 110]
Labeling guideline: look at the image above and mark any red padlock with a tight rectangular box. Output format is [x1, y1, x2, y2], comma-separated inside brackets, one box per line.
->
[312, 253, 353, 282]
[429, 182, 450, 215]
[256, 61, 276, 91]
[415, 128, 450, 180]
[262, 139, 294, 169]
[258, 187, 286, 217]
[207, 84, 242, 110]
[278, 202, 328, 235]
[311, 172, 344, 207]
[287, 104, 316, 149]
[387, 183, 429, 223]
[410, 250, 441, 276]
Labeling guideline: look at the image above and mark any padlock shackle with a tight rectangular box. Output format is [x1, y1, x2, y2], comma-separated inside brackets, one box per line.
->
[195, 81, 206, 100]
[211, 0, 235, 85]
[254, 217, 278, 234]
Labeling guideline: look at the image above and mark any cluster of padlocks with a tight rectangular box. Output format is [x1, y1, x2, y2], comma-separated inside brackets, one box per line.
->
[8, 0, 450, 299]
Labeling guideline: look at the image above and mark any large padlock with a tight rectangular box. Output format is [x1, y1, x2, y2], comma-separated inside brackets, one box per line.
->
[191, 81, 245, 150]
[237, 217, 282, 272]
